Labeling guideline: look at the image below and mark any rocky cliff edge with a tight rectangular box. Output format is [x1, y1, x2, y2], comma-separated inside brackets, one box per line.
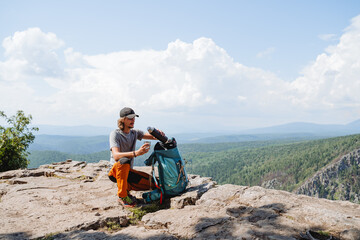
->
[0, 160, 359, 240]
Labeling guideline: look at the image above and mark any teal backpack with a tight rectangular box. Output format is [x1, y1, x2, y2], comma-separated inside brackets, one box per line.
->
[142, 139, 188, 204]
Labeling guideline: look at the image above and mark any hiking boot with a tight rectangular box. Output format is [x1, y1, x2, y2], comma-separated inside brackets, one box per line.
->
[128, 193, 143, 203]
[127, 191, 143, 204]
[118, 195, 136, 208]
[128, 194, 139, 203]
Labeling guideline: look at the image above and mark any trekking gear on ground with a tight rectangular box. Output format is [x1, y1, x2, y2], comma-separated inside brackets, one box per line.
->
[142, 127, 188, 204]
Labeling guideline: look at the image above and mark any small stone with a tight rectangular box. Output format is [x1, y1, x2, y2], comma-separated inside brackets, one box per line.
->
[9, 179, 27, 185]
[119, 216, 129, 227]
[340, 229, 360, 240]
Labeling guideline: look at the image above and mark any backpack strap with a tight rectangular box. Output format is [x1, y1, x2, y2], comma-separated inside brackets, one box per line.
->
[150, 152, 164, 204]
[176, 162, 184, 184]
[152, 172, 164, 204]
[150, 156, 154, 190]
[145, 152, 156, 189]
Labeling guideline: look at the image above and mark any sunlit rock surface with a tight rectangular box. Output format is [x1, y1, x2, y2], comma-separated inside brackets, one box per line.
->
[0, 160, 359, 240]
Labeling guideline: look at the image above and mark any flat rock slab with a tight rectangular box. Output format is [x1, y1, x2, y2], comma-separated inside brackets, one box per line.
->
[141, 185, 360, 239]
[0, 161, 216, 239]
[0, 160, 125, 239]
[1, 161, 360, 240]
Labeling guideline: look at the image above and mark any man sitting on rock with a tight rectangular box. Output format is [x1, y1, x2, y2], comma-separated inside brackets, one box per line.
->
[108, 107, 162, 207]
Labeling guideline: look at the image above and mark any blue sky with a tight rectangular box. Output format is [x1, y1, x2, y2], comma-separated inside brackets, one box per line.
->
[1, 1, 360, 133]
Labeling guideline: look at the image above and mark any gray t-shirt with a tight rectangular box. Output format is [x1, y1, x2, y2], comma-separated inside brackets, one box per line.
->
[109, 129, 144, 167]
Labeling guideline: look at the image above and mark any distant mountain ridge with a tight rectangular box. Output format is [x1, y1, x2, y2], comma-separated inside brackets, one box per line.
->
[29, 120, 360, 154]
[185, 121, 360, 143]
[34, 120, 360, 140]
[240, 120, 360, 135]
[29, 135, 109, 154]
[34, 124, 113, 136]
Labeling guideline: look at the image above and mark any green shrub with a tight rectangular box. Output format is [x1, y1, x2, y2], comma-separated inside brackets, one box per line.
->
[0, 110, 38, 172]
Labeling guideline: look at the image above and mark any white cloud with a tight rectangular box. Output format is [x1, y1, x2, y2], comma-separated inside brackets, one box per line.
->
[237, 95, 247, 102]
[1, 16, 360, 131]
[290, 15, 360, 113]
[2, 28, 64, 78]
[318, 33, 337, 41]
[0, 28, 66, 122]
[256, 47, 275, 59]
[49, 37, 285, 119]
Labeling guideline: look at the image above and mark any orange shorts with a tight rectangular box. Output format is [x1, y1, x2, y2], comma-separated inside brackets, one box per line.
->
[108, 161, 155, 198]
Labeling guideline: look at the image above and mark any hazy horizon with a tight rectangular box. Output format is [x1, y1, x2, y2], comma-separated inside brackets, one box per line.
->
[31, 118, 360, 138]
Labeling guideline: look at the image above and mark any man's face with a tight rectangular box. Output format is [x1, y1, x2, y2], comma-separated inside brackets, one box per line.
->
[124, 117, 135, 129]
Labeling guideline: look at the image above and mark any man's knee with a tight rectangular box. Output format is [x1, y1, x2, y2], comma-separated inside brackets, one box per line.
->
[108, 175, 117, 183]
[119, 157, 131, 165]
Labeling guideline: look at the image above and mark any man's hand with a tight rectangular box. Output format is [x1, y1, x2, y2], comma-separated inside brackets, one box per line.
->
[135, 142, 150, 156]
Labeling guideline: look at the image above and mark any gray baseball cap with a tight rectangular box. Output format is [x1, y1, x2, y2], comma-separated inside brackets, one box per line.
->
[120, 107, 139, 119]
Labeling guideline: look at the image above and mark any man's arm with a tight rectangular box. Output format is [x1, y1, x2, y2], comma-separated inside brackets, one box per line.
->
[111, 145, 149, 162]
[142, 129, 165, 140]
[142, 133, 157, 140]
